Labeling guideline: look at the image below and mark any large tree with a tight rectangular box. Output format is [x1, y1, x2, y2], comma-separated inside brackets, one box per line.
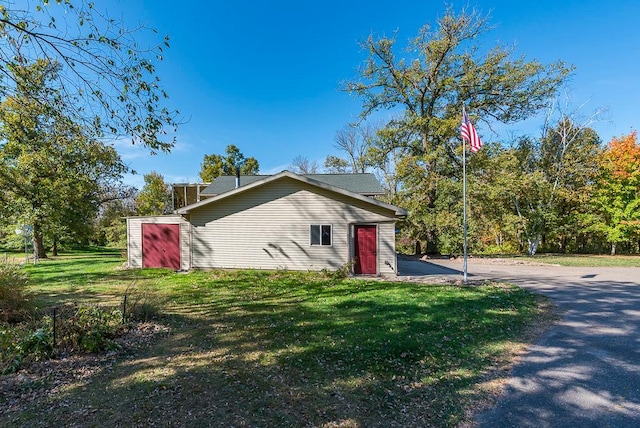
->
[0, 0, 179, 152]
[343, 7, 572, 253]
[199, 144, 259, 182]
[135, 171, 171, 216]
[290, 155, 320, 174]
[584, 132, 640, 255]
[466, 143, 523, 254]
[500, 117, 601, 255]
[94, 197, 137, 248]
[0, 60, 129, 257]
[326, 124, 374, 173]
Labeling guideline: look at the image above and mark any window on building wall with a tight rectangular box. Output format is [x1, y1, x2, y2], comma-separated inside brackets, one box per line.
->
[310, 224, 332, 246]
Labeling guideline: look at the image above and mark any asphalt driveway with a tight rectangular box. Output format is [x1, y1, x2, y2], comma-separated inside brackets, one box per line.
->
[396, 256, 640, 427]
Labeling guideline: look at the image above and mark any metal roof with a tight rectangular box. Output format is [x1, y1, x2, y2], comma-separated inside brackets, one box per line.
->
[201, 172, 385, 196]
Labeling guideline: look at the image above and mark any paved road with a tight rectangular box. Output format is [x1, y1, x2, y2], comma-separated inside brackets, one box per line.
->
[396, 257, 640, 427]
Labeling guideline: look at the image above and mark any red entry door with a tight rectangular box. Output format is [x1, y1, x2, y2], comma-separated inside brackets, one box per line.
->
[142, 223, 181, 269]
[354, 225, 377, 274]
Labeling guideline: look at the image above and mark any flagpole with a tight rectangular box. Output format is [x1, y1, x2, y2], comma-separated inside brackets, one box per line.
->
[461, 104, 482, 283]
[462, 124, 468, 283]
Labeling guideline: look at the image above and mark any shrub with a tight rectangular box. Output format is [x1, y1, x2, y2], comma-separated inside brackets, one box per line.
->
[0, 257, 33, 323]
[475, 242, 520, 255]
[1, 304, 127, 373]
[321, 260, 355, 279]
[19, 327, 54, 362]
[58, 305, 124, 353]
[123, 283, 162, 322]
[0, 327, 22, 374]
[0, 325, 53, 375]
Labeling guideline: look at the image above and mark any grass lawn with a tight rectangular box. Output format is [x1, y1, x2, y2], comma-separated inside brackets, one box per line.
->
[2, 252, 554, 427]
[491, 253, 640, 267]
[527, 254, 639, 267]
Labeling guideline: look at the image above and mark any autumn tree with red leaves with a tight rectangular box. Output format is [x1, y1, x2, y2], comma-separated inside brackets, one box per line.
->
[584, 131, 640, 254]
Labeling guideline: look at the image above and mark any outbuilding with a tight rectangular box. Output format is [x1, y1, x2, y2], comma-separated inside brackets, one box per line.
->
[126, 171, 407, 275]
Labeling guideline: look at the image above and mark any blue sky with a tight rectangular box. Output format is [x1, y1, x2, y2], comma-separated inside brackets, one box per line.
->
[114, 0, 639, 188]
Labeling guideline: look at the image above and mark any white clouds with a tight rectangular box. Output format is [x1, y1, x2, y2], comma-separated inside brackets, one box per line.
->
[261, 163, 291, 175]
[170, 139, 194, 153]
[108, 137, 149, 161]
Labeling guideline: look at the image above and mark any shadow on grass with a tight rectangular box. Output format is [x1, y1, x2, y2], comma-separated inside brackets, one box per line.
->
[24, 256, 123, 286]
[9, 253, 640, 427]
[4, 274, 543, 427]
[21, 256, 180, 310]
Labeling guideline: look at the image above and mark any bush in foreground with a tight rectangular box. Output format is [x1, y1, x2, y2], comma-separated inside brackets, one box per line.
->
[0, 257, 33, 324]
[1, 304, 130, 374]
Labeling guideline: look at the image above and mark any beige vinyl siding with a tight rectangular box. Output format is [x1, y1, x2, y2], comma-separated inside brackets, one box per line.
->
[190, 177, 398, 272]
[126, 215, 191, 270]
[377, 222, 397, 275]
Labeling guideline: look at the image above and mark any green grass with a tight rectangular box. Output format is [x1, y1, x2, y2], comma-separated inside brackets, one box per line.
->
[2, 252, 554, 427]
[496, 253, 640, 267]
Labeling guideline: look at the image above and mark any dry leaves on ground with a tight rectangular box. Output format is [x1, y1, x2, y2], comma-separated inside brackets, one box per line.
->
[0, 322, 170, 415]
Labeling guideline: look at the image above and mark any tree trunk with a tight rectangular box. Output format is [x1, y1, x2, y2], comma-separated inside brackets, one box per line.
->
[53, 236, 58, 257]
[527, 235, 540, 256]
[425, 239, 438, 255]
[423, 148, 439, 254]
[32, 222, 48, 259]
[425, 191, 438, 254]
[611, 242, 616, 256]
[414, 241, 422, 256]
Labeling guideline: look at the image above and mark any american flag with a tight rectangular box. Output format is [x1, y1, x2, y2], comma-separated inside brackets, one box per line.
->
[461, 106, 482, 153]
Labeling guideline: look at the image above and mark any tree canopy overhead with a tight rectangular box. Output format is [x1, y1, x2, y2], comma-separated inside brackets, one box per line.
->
[342, 7, 573, 154]
[0, 0, 179, 152]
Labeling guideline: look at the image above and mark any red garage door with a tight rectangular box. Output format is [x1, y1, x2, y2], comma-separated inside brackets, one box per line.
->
[354, 225, 377, 275]
[142, 223, 181, 269]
